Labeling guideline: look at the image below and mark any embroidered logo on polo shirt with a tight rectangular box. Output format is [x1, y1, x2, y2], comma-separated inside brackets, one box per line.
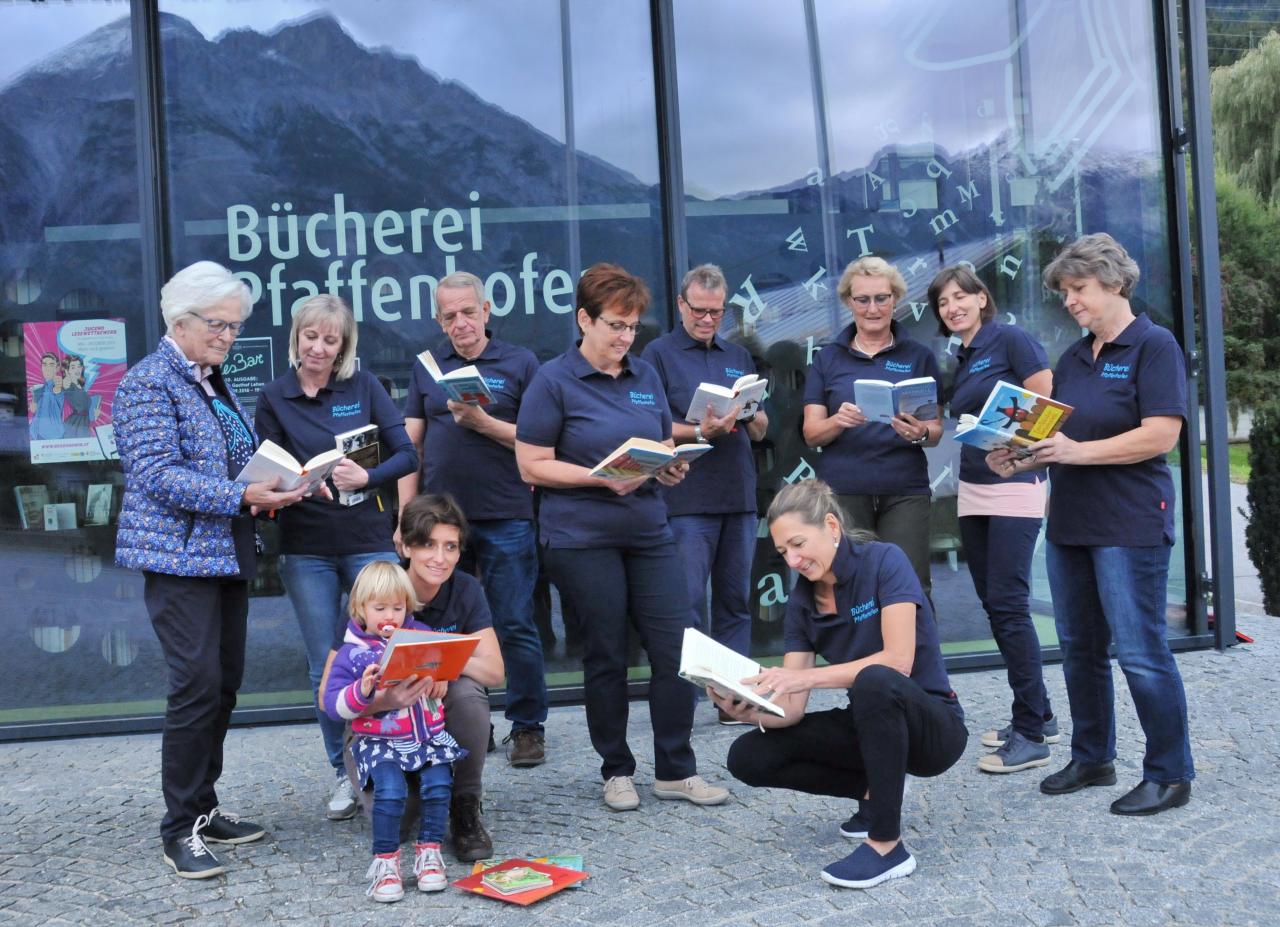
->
[483, 376, 507, 391]
[725, 366, 746, 378]
[849, 598, 878, 623]
[884, 360, 913, 373]
[1100, 362, 1131, 380]
[331, 402, 363, 418]
[629, 391, 657, 407]
[968, 357, 992, 374]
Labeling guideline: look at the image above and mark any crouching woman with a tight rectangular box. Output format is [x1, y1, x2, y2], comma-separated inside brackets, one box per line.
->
[715, 479, 966, 890]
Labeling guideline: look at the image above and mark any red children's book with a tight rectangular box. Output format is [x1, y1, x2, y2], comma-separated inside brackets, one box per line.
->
[375, 629, 480, 688]
[452, 858, 588, 905]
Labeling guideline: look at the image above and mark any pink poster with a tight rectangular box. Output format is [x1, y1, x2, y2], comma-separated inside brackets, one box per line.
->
[23, 319, 127, 464]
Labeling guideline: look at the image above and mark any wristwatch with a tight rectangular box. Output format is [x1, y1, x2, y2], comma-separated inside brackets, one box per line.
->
[695, 424, 708, 443]
[910, 432, 928, 446]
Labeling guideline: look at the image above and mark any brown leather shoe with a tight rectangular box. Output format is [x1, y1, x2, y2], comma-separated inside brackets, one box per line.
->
[448, 794, 493, 862]
[504, 729, 546, 768]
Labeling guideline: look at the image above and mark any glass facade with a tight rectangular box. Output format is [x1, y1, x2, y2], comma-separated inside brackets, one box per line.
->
[0, 0, 1209, 736]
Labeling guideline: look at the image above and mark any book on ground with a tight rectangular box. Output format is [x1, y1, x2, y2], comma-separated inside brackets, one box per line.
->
[953, 380, 1073, 457]
[43, 502, 77, 531]
[84, 483, 113, 526]
[375, 628, 481, 688]
[452, 858, 588, 905]
[233, 439, 343, 494]
[678, 627, 785, 717]
[854, 376, 939, 424]
[684, 373, 768, 423]
[333, 424, 380, 506]
[471, 855, 585, 888]
[417, 350, 494, 406]
[14, 485, 50, 530]
[588, 437, 714, 481]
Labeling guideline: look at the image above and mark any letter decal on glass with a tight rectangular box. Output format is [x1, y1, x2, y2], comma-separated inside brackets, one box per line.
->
[729, 275, 767, 325]
[929, 209, 959, 235]
[786, 227, 808, 252]
[802, 267, 828, 302]
[845, 223, 875, 257]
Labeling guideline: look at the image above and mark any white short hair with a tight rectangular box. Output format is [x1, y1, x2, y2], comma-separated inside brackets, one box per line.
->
[160, 261, 253, 332]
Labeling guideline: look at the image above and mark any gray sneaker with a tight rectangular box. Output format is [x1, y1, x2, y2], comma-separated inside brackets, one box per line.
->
[327, 774, 358, 821]
[979, 730, 1051, 773]
[981, 715, 1060, 749]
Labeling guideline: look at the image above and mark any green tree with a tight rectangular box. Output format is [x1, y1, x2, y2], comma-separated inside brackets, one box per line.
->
[1212, 31, 1280, 207]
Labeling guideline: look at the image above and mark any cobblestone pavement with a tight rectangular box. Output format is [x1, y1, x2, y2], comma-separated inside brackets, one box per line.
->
[2, 605, 1278, 927]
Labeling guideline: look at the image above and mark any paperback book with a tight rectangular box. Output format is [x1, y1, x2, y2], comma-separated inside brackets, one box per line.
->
[333, 423, 380, 506]
[684, 373, 768, 423]
[853, 376, 939, 424]
[452, 858, 588, 905]
[14, 485, 50, 530]
[233, 440, 343, 494]
[417, 350, 494, 406]
[678, 628, 784, 717]
[588, 437, 714, 481]
[953, 380, 1073, 456]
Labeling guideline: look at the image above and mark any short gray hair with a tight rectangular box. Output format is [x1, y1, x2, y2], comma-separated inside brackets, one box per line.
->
[680, 263, 727, 298]
[1043, 232, 1141, 298]
[436, 271, 486, 308]
[288, 294, 358, 381]
[837, 256, 907, 304]
[160, 261, 253, 333]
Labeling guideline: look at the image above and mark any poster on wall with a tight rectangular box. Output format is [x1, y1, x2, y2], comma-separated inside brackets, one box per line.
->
[23, 319, 127, 465]
[220, 336, 275, 420]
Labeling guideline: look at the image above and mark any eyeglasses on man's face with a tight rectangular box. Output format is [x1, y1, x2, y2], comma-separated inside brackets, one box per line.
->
[190, 313, 244, 335]
[684, 302, 726, 321]
[849, 293, 895, 308]
[596, 317, 643, 335]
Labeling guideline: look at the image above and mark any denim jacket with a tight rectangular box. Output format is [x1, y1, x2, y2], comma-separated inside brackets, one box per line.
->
[114, 337, 252, 576]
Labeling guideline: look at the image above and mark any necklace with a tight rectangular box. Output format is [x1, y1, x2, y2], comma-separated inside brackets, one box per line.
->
[853, 332, 894, 356]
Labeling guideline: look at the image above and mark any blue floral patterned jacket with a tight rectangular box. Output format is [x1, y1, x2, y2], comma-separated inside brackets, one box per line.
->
[114, 337, 253, 576]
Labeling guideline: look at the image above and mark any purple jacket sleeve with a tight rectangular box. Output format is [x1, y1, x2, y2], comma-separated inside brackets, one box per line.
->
[321, 644, 373, 722]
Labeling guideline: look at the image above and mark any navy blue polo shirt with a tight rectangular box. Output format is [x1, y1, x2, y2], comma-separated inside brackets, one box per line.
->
[804, 322, 941, 495]
[948, 322, 1050, 485]
[411, 570, 494, 635]
[254, 368, 417, 556]
[1047, 313, 1186, 547]
[783, 540, 962, 720]
[404, 334, 539, 522]
[641, 326, 757, 517]
[516, 344, 674, 549]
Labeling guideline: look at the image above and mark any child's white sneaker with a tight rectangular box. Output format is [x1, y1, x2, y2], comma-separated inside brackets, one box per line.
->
[413, 842, 448, 892]
[366, 850, 404, 903]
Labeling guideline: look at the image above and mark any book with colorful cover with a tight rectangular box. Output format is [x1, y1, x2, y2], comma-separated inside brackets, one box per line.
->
[333, 423, 380, 507]
[588, 437, 714, 481]
[453, 858, 588, 905]
[374, 628, 481, 688]
[471, 855, 585, 888]
[684, 373, 768, 423]
[417, 350, 494, 406]
[953, 380, 1073, 457]
[854, 376, 939, 424]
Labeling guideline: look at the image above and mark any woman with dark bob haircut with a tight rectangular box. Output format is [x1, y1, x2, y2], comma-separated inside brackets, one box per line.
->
[515, 262, 730, 813]
[987, 232, 1194, 816]
[928, 265, 1058, 775]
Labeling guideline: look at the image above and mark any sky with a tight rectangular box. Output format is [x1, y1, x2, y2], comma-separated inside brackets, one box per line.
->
[0, 0, 1168, 196]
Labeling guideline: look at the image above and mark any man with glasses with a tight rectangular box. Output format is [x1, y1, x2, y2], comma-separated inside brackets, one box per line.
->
[398, 271, 546, 858]
[642, 264, 768, 724]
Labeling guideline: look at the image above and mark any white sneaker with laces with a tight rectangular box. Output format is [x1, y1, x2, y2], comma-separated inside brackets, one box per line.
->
[652, 775, 730, 806]
[366, 851, 403, 903]
[603, 775, 640, 811]
[327, 775, 357, 821]
[413, 842, 448, 892]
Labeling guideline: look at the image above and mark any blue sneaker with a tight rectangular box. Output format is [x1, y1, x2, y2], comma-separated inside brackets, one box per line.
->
[981, 714, 1060, 748]
[821, 842, 916, 889]
[978, 730, 1051, 773]
[839, 800, 872, 838]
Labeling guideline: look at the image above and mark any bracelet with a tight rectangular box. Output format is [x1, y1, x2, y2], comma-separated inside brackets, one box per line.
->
[695, 424, 707, 443]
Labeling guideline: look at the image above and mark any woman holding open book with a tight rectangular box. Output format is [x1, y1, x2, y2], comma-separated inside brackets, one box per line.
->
[928, 265, 1058, 775]
[987, 233, 1194, 817]
[515, 262, 730, 813]
[254, 294, 418, 823]
[802, 257, 941, 598]
[715, 479, 965, 890]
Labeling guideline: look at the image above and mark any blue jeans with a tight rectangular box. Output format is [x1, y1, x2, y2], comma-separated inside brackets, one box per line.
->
[461, 519, 547, 732]
[668, 512, 756, 656]
[960, 515, 1052, 738]
[1046, 542, 1195, 783]
[369, 761, 454, 854]
[280, 551, 399, 771]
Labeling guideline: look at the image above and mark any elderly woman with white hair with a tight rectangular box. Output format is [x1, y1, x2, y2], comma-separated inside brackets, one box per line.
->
[253, 294, 418, 823]
[115, 261, 313, 879]
[988, 232, 1194, 816]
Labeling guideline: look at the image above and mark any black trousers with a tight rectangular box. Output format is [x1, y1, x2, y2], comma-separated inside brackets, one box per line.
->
[543, 542, 697, 781]
[727, 664, 967, 842]
[836, 493, 933, 599]
[144, 571, 249, 843]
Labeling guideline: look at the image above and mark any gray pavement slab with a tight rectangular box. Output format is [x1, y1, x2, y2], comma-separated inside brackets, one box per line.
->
[3, 602, 1280, 926]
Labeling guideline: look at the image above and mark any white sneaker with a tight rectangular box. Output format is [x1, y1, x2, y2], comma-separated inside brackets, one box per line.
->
[652, 775, 730, 806]
[413, 842, 447, 892]
[603, 775, 640, 811]
[327, 775, 357, 821]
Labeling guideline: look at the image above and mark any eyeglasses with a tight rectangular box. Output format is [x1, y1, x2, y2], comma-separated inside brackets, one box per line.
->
[684, 303, 726, 321]
[849, 293, 895, 307]
[190, 313, 244, 335]
[596, 318, 643, 335]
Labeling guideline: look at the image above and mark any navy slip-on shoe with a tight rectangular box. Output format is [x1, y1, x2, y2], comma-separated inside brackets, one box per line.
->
[821, 841, 916, 889]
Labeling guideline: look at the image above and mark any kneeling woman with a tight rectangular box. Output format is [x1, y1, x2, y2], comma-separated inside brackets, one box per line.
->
[716, 479, 966, 890]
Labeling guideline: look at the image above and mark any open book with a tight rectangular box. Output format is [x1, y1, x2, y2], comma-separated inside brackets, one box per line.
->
[417, 350, 494, 406]
[333, 423, 380, 507]
[452, 858, 588, 905]
[375, 628, 481, 688]
[678, 627, 785, 717]
[854, 376, 939, 424]
[954, 380, 1073, 456]
[233, 439, 343, 493]
[684, 373, 768, 423]
[588, 437, 714, 481]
